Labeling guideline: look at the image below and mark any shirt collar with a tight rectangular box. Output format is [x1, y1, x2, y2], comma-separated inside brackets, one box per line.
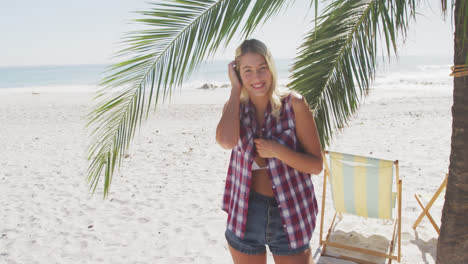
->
[243, 98, 272, 117]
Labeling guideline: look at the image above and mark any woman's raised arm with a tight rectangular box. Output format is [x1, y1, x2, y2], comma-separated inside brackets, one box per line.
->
[216, 61, 242, 149]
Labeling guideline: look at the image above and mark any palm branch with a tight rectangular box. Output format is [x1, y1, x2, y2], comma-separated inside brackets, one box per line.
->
[86, 0, 292, 197]
[87, 0, 422, 196]
[289, 0, 417, 146]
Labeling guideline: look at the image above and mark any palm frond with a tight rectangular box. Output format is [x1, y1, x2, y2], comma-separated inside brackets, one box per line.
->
[87, 0, 290, 197]
[441, 0, 447, 13]
[289, 0, 417, 147]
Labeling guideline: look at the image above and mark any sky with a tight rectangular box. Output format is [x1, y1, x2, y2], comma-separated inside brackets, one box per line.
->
[0, 0, 454, 67]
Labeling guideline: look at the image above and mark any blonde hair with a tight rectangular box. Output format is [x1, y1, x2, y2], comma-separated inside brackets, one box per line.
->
[235, 39, 289, 117]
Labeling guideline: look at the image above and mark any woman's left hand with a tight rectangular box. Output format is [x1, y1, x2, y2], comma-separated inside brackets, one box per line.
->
[254, 139, 281, 158]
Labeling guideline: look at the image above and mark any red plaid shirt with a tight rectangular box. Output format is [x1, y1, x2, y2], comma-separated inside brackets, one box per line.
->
[222, 94, 318, 249]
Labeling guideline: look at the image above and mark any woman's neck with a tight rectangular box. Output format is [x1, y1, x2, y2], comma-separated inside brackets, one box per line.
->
[250, 95, 269, 114]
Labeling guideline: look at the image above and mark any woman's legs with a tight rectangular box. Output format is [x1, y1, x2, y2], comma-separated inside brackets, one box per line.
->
[226, 191, 314, 263]
[272, 248, 313, 264]
[228, 244, 312, 264]
[228, 244, 267, 264]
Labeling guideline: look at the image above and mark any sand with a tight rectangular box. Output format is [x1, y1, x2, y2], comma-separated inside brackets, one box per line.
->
[0, 85, 452, 263]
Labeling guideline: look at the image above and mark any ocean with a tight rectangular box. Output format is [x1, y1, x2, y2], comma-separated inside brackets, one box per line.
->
[0, 55, 453, 99]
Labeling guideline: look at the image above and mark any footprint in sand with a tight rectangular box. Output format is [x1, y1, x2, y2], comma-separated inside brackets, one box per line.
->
[109, 198, 127, 205]
[34, 183, 45, 190]
[203, 230, 217, 245]
[189, 203, 200, 210]
[60, 206, 70, 216]
[138, 218, 149, 224]
[402, 231, 412, 241]
[80, 240, 88, 249]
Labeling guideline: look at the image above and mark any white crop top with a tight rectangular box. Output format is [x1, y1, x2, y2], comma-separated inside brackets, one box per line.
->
[252, 160, 267, 170]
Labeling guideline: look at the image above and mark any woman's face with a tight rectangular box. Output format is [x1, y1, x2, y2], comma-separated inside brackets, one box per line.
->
[237, 52, 272, 98]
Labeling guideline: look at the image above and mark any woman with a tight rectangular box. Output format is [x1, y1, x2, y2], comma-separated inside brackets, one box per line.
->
[216, 39, 323, 264]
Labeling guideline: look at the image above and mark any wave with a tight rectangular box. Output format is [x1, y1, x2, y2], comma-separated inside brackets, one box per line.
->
[417, 64, 452, 71]
[0, 60, 454, 95]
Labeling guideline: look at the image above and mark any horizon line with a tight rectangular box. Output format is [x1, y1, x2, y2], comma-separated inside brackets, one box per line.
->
[0, 54, 452, 68]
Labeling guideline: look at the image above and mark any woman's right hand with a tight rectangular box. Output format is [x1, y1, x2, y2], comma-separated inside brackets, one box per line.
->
[228, 60, 242, 97]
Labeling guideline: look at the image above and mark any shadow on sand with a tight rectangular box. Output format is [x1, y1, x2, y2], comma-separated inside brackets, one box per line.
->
[409, 230, 437, 264]
[314, 230, 393, 264]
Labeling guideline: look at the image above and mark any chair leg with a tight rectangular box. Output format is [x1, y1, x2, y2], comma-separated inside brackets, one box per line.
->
[398, 179, 402, 262]
[414, 195, 441, 234]
[322, 212, 338, 255]
[320, 165, 328, 246]
[412, 175, 447, 231]
[387, 218, 398, 264]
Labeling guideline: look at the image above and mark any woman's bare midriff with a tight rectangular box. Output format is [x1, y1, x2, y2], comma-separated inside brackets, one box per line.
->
[251, 156, 274, 197]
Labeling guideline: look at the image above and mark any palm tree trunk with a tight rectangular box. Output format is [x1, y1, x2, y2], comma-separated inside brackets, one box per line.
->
[437, 0, 468, 263]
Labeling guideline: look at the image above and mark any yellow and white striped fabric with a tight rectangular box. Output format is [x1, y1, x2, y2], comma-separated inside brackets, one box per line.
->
[328, 152, 395, 219]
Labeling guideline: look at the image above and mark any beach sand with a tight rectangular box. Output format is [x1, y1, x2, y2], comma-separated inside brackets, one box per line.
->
[0, 85, 452, 263]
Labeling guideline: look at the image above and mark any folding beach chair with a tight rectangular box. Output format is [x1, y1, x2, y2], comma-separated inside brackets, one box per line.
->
[412, 173, 448, 235]
[320, 151, 402, 264]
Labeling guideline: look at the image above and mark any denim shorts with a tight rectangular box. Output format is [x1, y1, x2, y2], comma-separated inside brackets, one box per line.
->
[225, 191, 310, 256]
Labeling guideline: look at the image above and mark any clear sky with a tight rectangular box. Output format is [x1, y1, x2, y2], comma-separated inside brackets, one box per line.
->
[0, 0, 453, 67]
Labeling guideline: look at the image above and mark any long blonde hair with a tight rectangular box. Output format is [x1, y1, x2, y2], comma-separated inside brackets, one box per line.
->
[235, 39, 289, 117]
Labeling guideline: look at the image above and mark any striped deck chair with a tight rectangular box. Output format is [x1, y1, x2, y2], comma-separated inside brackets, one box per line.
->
[320, 151, 402, 264]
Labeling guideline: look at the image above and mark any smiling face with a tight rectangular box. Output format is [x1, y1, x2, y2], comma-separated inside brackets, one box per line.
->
[237, 52, 272, 99]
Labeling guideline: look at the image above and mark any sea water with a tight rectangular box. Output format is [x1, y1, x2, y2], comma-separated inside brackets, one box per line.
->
[0, 55, 453, 100]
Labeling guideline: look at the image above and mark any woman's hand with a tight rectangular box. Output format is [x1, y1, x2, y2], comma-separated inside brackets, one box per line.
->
[254, 139, 281, 158]
[228, 60, 242, 97]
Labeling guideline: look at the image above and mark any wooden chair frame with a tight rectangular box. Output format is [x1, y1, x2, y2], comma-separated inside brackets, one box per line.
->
[320, 151, 402, 264]
[412, 173, 448, 235]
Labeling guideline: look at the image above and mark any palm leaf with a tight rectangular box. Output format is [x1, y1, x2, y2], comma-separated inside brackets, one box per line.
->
[87, 0, 291, 197]
[289, 0, 416, 147]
